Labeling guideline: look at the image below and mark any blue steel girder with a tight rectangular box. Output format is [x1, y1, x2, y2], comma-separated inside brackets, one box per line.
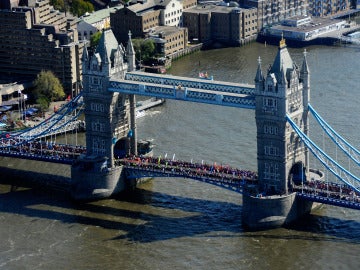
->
[124, 167, 245, 193]
[108, 79, 256, 109]
[125, 71, 255, 95]
[296, 193, 360, 210]
[0, 149, 75, 165]
[286, 115, 360, 193]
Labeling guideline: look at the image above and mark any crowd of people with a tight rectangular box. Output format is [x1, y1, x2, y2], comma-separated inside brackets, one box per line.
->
[292, 179, 360, 203]
[0, 139, 86, 161]
[117, 155, 258, 185]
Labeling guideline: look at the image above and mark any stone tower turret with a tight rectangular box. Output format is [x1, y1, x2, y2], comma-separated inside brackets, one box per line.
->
[255, 38, 310, 195]
[81, 29, 130, 167]
[71, 28, 134, 200]
[126, 30, 136, 72]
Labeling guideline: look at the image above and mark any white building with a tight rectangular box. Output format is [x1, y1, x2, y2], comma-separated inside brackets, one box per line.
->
[267, 16, 346, 41]
[160, 0, 184, 26]
[77, 5, 123, 41]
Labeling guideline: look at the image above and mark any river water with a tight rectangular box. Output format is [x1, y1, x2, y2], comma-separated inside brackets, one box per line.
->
[1, 42, 360, 269]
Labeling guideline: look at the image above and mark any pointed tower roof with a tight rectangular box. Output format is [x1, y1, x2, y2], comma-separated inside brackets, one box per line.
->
[255, 56, 263, 82]
[279, 62, 287, 85]
[301, 49, 310, 74]
[95, 29, 119, 65]
[270, 37, 294, 82]
[82, 45, 89, 62]
[126, 30, 135, 56]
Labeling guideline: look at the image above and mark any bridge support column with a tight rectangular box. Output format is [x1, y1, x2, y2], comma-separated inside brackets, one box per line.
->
[129, 94, 137, 155]
[242, 192, 314, 229]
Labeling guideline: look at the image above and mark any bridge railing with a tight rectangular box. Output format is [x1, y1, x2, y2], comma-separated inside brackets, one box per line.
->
[109, 80, 256, 109]
[125, 71, 255, 95]
[116, 156, 258, 193]
[293, 180, 360, 210]
[0, 141, 86, 164]
[286, 114, 360, 193]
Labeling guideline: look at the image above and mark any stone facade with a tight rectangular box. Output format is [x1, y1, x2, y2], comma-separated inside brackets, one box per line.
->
[148, 26, 188, 56]
[110, 0, 196, 44]
[183, 5, 258, 46]
[308, 0, 352, 17]
[243, 0, 308, 29]
[71, 29, 137, 200]
[254, 38, 310, 195]
[242, 38, 312, 229]
[0, 0, 85, 94]
[81, 29, 132, 166]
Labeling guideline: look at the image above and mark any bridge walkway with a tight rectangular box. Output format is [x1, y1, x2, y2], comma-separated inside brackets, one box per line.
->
[2, 138, 360, 211]
[292, 180, 360, 210]
[116, 156, 258, 193]
[0, 141, 86, 165]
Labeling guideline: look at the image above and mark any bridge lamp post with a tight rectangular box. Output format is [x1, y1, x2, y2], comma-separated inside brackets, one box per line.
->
[23, 94, 27, 123]
[17, 89, 21, 122]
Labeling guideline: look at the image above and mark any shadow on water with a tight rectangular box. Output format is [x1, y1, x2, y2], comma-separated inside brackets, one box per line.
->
[1, 184, 360, 244]
[0, 184, 243, 243]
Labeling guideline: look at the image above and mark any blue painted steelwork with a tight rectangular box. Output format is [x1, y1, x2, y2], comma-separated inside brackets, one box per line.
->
[0, 148, 78, 165]
[124, 166, 246, 193]
[286, 115, 360, 193]
[296, 193, 360, 210]
[125, 71, 255, 95]
[309, 104, 360, 166]
[108, 79, 256, 109]
[1, 94, 84, 148]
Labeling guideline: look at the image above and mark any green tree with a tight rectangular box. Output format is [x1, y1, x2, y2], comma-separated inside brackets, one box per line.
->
[33, 71, 65, 110]
[132, 39, 156, 63]
[69, 0, 94, 17]
[37, 96, 50, 114]
[90, 31, 102, 49]
[50, 0, 66, 11]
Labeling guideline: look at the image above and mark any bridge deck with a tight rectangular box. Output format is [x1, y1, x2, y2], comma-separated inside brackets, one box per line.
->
[109, 78, 256, 109]
[293, 180, 360, 210]
[125, 71, 255, 95]
[117, 156, 257, 193]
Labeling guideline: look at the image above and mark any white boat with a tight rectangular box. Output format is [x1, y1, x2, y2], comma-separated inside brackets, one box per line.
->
[136, 110, 146, 119]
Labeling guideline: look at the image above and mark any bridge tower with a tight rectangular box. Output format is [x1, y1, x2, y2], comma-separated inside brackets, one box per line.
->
[71, 29, 136, 200]
[243, 38, 312, 229]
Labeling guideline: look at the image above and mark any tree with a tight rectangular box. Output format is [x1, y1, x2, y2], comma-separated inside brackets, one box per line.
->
[132, 39, 156, 63]
[90, 31, 102, 49]
[33, 70, 65, 110]
[69, 0, 94, 17]
[50, 0, 66, 11]
[37, 96, 50, 115]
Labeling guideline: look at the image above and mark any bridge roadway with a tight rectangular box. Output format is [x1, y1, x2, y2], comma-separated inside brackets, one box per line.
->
[116, 156, 258, 193]
[109, 71, 256, 109]
[0, 141, 86, 165]
[2, 142, 360, 210]
[293, 180, 360, 210]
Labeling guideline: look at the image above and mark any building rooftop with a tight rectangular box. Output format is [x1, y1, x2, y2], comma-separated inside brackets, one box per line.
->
[150, 25, 186, 36]
[185, 4, 233, 14]
[82, 5, 123, 24]
[270, 16, 345, 34]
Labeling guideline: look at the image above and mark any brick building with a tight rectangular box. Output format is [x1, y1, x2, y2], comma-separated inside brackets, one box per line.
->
[0, 0, 85, 95]
[183, 4, 258, 46]
[110, 0, 197, 44]
[148, 25, 188, 56]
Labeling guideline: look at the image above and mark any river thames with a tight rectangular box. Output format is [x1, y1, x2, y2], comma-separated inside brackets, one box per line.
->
[1, 41, 360, 269]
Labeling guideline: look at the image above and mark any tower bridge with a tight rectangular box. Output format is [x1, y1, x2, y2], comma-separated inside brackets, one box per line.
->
[1, 29, 360, 230]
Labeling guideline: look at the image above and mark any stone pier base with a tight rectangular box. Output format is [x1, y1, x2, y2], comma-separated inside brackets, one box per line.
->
[242, 192, 314, 230]
[71, 164, 126, 201]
